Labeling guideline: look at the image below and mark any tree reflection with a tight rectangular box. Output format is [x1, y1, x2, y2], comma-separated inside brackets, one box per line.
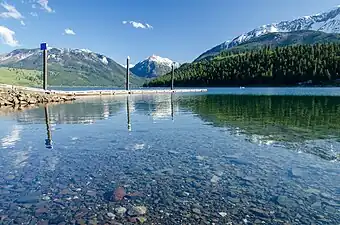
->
[180, 95, 340, 142]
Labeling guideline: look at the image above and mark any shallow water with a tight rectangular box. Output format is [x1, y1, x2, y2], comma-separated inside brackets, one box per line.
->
[0, 90, 339, 224]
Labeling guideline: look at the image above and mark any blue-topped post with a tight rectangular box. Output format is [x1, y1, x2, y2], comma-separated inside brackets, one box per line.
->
[40, 43, 48, 90]
[126, 56, 130, 91]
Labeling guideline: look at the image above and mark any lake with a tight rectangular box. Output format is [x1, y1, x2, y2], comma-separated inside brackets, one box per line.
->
[0, 88, 339, 224]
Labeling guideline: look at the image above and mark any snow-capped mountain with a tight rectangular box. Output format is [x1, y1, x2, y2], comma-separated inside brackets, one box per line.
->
[0, 48, 144, 87]
[0, 48, 111, 66]
[131, 55, 180, 78]
[195, 6, 340, 62]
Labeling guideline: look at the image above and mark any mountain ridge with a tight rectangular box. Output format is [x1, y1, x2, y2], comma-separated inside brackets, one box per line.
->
[195, 6, 340, 62]
[0, 48, 144, 87]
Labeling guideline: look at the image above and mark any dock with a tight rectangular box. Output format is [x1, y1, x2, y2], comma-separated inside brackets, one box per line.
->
[0, 84, 207, 97]
[50, 88, 207, 97]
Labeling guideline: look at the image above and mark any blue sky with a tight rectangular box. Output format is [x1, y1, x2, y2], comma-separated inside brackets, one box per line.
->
[0, 0, 340, 65]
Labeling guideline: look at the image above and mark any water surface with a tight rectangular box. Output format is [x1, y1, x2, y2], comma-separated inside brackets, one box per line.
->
[0, 88, 339, 224]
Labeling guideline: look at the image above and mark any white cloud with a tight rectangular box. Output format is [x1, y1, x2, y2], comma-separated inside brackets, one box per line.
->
[0, 26, 19, 47]
[146, 23, 153, 29]
[30, 12, 38, 17]
[37, 0, 53, 13]
[64, 28, 76, 35]
[20, 20, 25, 26]
[0, 2, 24, 20]
[122, 21, 153, 29]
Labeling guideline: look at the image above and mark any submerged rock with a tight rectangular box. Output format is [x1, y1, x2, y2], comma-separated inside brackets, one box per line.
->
[276, 195, 296, 207]
[115, 207, 127, 215]
[107, 212, 115, 219]
[290, 167, 304, 178]
[192, 208, 201, 215]
[249, 208, 269, 218]
[210, 175, 220, 184]
[15, 195, 40, 204]
[113, 187, 126, 201]
[219, 212, 227, 217]
[128, 206, 147, 216]
[137, 217, 147, 223]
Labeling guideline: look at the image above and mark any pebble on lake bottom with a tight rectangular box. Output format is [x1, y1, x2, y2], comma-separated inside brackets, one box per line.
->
[219, 212, 227, 217]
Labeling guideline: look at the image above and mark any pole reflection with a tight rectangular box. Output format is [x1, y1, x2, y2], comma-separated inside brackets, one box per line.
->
[126, 96, 131, 132]
[171, 93, 174, 121]
[44, 105, 53, 149]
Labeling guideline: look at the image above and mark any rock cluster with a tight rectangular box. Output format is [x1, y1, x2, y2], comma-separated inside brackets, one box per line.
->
[0, 88, 75, 107]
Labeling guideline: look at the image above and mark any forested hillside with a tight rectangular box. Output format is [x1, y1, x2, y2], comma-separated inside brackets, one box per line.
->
[146, 43, 340, 87]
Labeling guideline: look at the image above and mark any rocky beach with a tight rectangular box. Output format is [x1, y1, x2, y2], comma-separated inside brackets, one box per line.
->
[0, 86, 76, 108]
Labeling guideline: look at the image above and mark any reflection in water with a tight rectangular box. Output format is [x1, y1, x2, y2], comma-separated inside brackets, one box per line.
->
[44, 105, 53, 149]
[125, 94, 175, 130]
[151, 94, 175, 120]
[171, 93, 174, 121]
[13, 95, 177, 127]
[180, 94, 340, 160]
[1, 124, 22, 149]
[126, 96, 131, 131]
[181, 94, 340, 141]
[15, 100, 124, 125]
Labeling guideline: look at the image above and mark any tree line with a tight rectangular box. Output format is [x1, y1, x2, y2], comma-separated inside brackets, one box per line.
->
[146, 43, 340, 87]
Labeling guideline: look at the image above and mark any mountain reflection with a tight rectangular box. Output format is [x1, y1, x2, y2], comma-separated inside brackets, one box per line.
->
[14, 95, 176, 127]
[180, 95, 340, 142]
[15, 99, 125, 125]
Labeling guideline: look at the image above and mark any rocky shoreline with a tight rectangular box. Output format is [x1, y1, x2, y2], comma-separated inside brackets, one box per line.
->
[0, 87, 76, 107]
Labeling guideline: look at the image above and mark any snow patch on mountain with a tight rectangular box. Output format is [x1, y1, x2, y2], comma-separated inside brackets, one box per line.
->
[148, 55, 174, 66]
[101, 56, 108, 65]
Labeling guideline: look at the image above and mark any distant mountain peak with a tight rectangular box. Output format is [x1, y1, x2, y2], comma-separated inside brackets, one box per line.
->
[147, 55, 174, 65]
[195, 6, 340, 62]
[131, 55, 180, 78]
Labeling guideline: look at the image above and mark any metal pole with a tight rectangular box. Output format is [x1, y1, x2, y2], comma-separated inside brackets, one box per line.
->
[171, 63, 174, 90]
[43, 49, 48, 90]
[126, 56, 130, 91]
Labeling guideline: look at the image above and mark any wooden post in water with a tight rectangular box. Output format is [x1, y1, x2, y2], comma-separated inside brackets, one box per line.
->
[41, 43, 48, 90]
[44, 105, 53, 149]
[171, 63, 175, 90]
[126, 56, 130, 91]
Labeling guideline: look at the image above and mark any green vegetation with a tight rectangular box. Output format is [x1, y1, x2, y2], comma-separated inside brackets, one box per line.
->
[0, 67, 42, 87]
[147, 42, 340, 87]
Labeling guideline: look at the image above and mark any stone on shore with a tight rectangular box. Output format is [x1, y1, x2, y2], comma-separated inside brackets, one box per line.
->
[0, 87, 76, 108]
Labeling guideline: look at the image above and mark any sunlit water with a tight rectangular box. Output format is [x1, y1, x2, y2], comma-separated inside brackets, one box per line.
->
[0, 88, 339, 224]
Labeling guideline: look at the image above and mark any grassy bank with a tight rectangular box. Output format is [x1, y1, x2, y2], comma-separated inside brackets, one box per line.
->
[0, 67, 42, 87]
